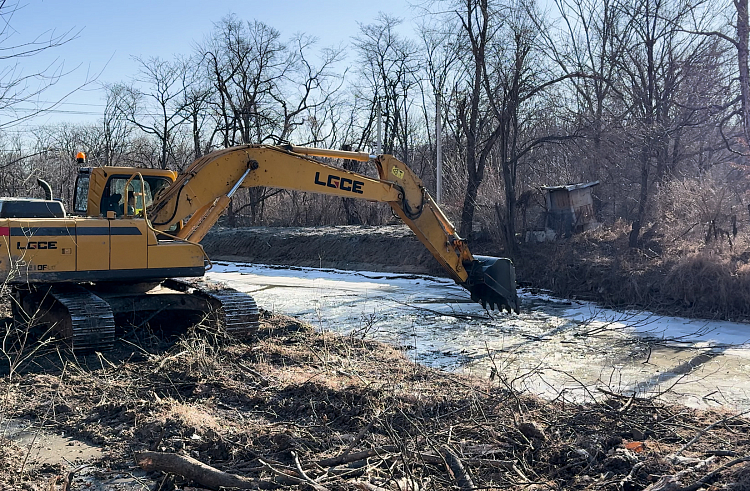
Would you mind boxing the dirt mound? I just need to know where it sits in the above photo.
[2,313,749,490]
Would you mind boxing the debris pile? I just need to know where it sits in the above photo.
[0,312,748,490]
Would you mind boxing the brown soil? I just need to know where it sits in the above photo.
[1,312,749,490]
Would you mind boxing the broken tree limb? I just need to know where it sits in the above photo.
[317,446,400,468]
[439,446,475,490]
[354,482,391,491]
[342,413,380,455]
[291,450,331,491]
[61,465,90,491]
[676,410,750,456]
[258,458,308,486]
[679,455,750,491]
[317,445,514,471]
[135,451,269,490]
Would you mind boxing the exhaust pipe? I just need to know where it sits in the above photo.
[464,255,519,313]
[37,178,53,200]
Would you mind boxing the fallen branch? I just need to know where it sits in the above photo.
[676,410,750,456]
[354,482,391,491]
[317,445,514,477]
[343,413,380,455]
[620,462,645,490]
[317,446,400,468]
[135,451,269,490]
[440,446,475,490]
[62,465,90,490]
[292,450,330,491]
[679,455,750,491]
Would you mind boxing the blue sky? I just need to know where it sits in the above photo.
[4,0,420,128]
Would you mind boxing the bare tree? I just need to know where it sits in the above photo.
[353,14,420,162]
[118,56,191,169]
[203,16,290,147]
[178,57,212,160]
[612,0,718,246]
[545,0,630,179]
[684,0,750,153]
[271,36,345,144]
[0,0,88,129]
[417,20,462,195]
[29,123,96,203]
[201,15,344,224]
[452,0,506,239]
[100,83,135,166]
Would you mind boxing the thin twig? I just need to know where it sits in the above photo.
[679,456,750,491]
[676,410,750,456]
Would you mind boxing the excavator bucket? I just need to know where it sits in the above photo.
[465,255,520,313]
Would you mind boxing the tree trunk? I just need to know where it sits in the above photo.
[341,152,363,225]
[161,122,169,169]
[503,185,517,256]
[738,0,750,143]
[135,451,262,490]
[227,199,236,227]
[629,144,651,247]
[193,112,202,159]
[460,171,480,238]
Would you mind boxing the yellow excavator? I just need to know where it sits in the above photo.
[0,145,518,351]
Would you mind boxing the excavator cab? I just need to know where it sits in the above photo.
[72,167,177,218]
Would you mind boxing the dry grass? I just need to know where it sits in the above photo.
[0,311,749,490]
[517,220,750,321]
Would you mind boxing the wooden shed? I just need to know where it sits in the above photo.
[541,181,600,236]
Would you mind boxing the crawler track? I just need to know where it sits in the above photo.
[11,279,258,352]
[48,285,116,352]
[162,279,260,338]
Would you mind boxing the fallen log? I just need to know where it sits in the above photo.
[135,451,270,490]
[318,446,513,471]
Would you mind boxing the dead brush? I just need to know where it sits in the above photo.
[662,253,750,319]
[168,322,229,376]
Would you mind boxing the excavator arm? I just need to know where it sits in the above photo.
[147,145,519,312]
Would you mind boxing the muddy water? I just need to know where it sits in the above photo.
[208,262,750,411]
[1,419,151,489]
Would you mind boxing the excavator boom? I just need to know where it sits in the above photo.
[148,145,519,312]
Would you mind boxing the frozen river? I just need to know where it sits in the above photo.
[207,261,750,411]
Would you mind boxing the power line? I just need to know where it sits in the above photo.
[2,99,108,107]
[6,108,101,115]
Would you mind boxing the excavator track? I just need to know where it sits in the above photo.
[12,285,116,352]
[49,286,116,352]
[162,279,260,338]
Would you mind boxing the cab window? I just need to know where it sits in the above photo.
[100,175,172,217]
[73,174,90,214]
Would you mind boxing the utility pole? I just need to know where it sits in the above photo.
[436,93,443,204]
[376,99,383,155]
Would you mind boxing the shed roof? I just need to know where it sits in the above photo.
[541,181,600,192]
